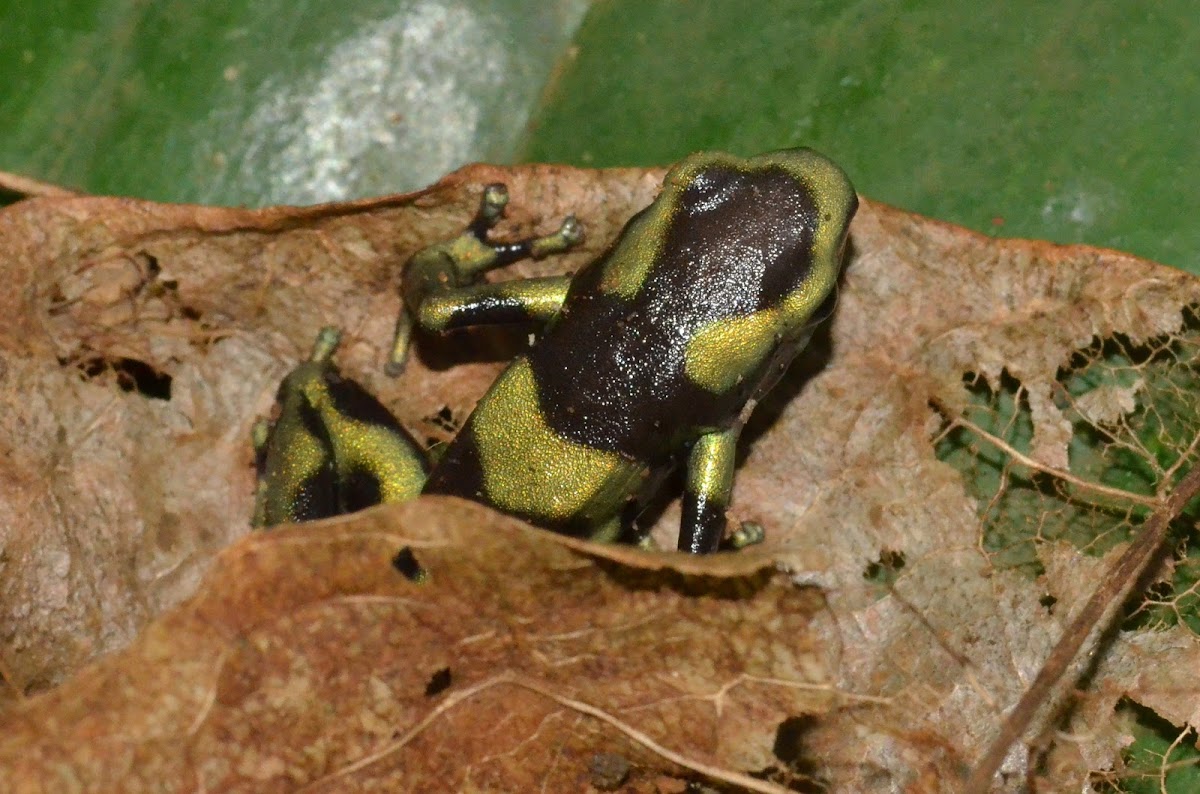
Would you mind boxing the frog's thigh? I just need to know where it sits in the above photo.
[305,377,428,510]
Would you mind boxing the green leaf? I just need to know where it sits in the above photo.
[1108,700,1200,793]
[8,2,1198,271]
[1,0,587,205]
[524,1,1200,271]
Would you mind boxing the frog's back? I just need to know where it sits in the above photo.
[425,148,856,536]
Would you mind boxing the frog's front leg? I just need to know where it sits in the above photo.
[680,425,765,554]
[387,183,583,375]
[414,276,573,337]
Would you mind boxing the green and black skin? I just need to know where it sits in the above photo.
[253,148,858,554]
[252,327,427,525]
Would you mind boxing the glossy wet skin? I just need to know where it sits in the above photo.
[254,148,857,553]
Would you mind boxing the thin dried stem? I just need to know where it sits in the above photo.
[964,457,1200,792]
[0,169,81,198]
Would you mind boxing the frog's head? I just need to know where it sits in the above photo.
[662,148,858,395]
[669,146,856,324]
[759,148,856,342]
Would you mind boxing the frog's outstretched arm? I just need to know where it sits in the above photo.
[679,426,741,553]
[387,184,583,375]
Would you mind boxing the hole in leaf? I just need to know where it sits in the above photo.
[935,325,1200,579]
[1095,698,1200,792]
[425,404,459,435]
[760,714,826,792]
[1123,526,1200,635]
[863,548,906,587]
[78,356,173,400]
[391,547,426,582]
[424,666,451,697]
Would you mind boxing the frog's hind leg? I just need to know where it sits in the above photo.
[254,326,428,526]
[305,368,429,512]
[252,329,345,527]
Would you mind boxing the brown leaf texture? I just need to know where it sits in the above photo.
[2,164,1200,791]
[1,500,844,792]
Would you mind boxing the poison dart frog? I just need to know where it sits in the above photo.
[253,148,857,554]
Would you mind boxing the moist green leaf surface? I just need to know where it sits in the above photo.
[5,2,1197,272]
[525,1,1200,270]
[1,0,587,205]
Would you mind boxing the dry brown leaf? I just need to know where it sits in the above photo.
[0,165,661,697]
[1,499,845,792]
[1,162,1199,791]
[0,170,81,199]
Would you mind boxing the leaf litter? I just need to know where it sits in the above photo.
[0,161,1198,791]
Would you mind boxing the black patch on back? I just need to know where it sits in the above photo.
[669,164,820,314]
[527,164,825,459]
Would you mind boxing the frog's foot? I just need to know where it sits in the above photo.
[310,326,342,362]
[530,215,584,258]
[635,533,661,551]
[467,183,510,238]
[465,182,583,262]
[466,184,584,258]
[384,311,414,377]
[726,520,765,550]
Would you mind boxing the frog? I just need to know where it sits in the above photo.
[253,147,858,554]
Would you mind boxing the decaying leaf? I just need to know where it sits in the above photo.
[1,162,1198,791]
[0,165,662,697]
[1,499,850,792]
[0,169,80,199]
